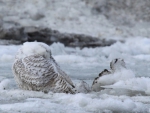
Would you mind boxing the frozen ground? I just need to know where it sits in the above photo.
[0,0,150,112]
[0,38,150,113]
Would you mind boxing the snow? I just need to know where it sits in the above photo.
[1,0,150,38]
[0,90,149,113]
[0,45,19,62]
[98,69,135,86]
[0,0,150,112]
[0,39,150,112]
[75,81,91,93]
[102,77,150,95]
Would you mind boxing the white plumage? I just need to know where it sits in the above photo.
[12,42,75,94]
[110,58,126,72]
[92,69,111,92]
[91,58,131,92]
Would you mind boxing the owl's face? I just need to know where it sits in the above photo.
[110,58,126,71]
[15,42,52,59]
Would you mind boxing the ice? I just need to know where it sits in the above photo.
[99,69,135,86]
[0,39,150,112]
[0,0,150,112]
[1,0,150,38]
[102,77,150,95]
[0,79,11,90]
[0,90,148,113]
[75,81,91,93]
[0,45,19,62]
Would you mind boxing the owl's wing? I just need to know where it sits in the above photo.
[56,67,75,88]
[51,56,75,88]
[12,59,25,87]
[14,55,59,87]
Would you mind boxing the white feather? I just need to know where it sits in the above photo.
[12,42,75,94]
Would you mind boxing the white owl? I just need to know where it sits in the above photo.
[92,69,111,92]
[92,58,126,92]
[12,42,75,94]
[110,58,126,72]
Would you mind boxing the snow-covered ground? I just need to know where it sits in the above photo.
[0,38,150,113]
[0,0,150,112]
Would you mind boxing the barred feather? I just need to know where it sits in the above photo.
[12,42,75,94]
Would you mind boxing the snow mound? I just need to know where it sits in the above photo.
[98,69,135,86]
[102,77,150,95]
[0,79,11,90]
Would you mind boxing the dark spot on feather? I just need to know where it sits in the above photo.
[115,59,118,63]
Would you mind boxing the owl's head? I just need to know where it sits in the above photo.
[110,58,126,71]
[15,42,52,59]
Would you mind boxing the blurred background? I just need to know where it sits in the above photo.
[0,0,150,47]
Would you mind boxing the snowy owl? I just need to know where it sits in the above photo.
[91,69,111,92]
[92,58,126,92]
[110,58,126,72]
[99,69,111,76]
[12,42,75,94]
